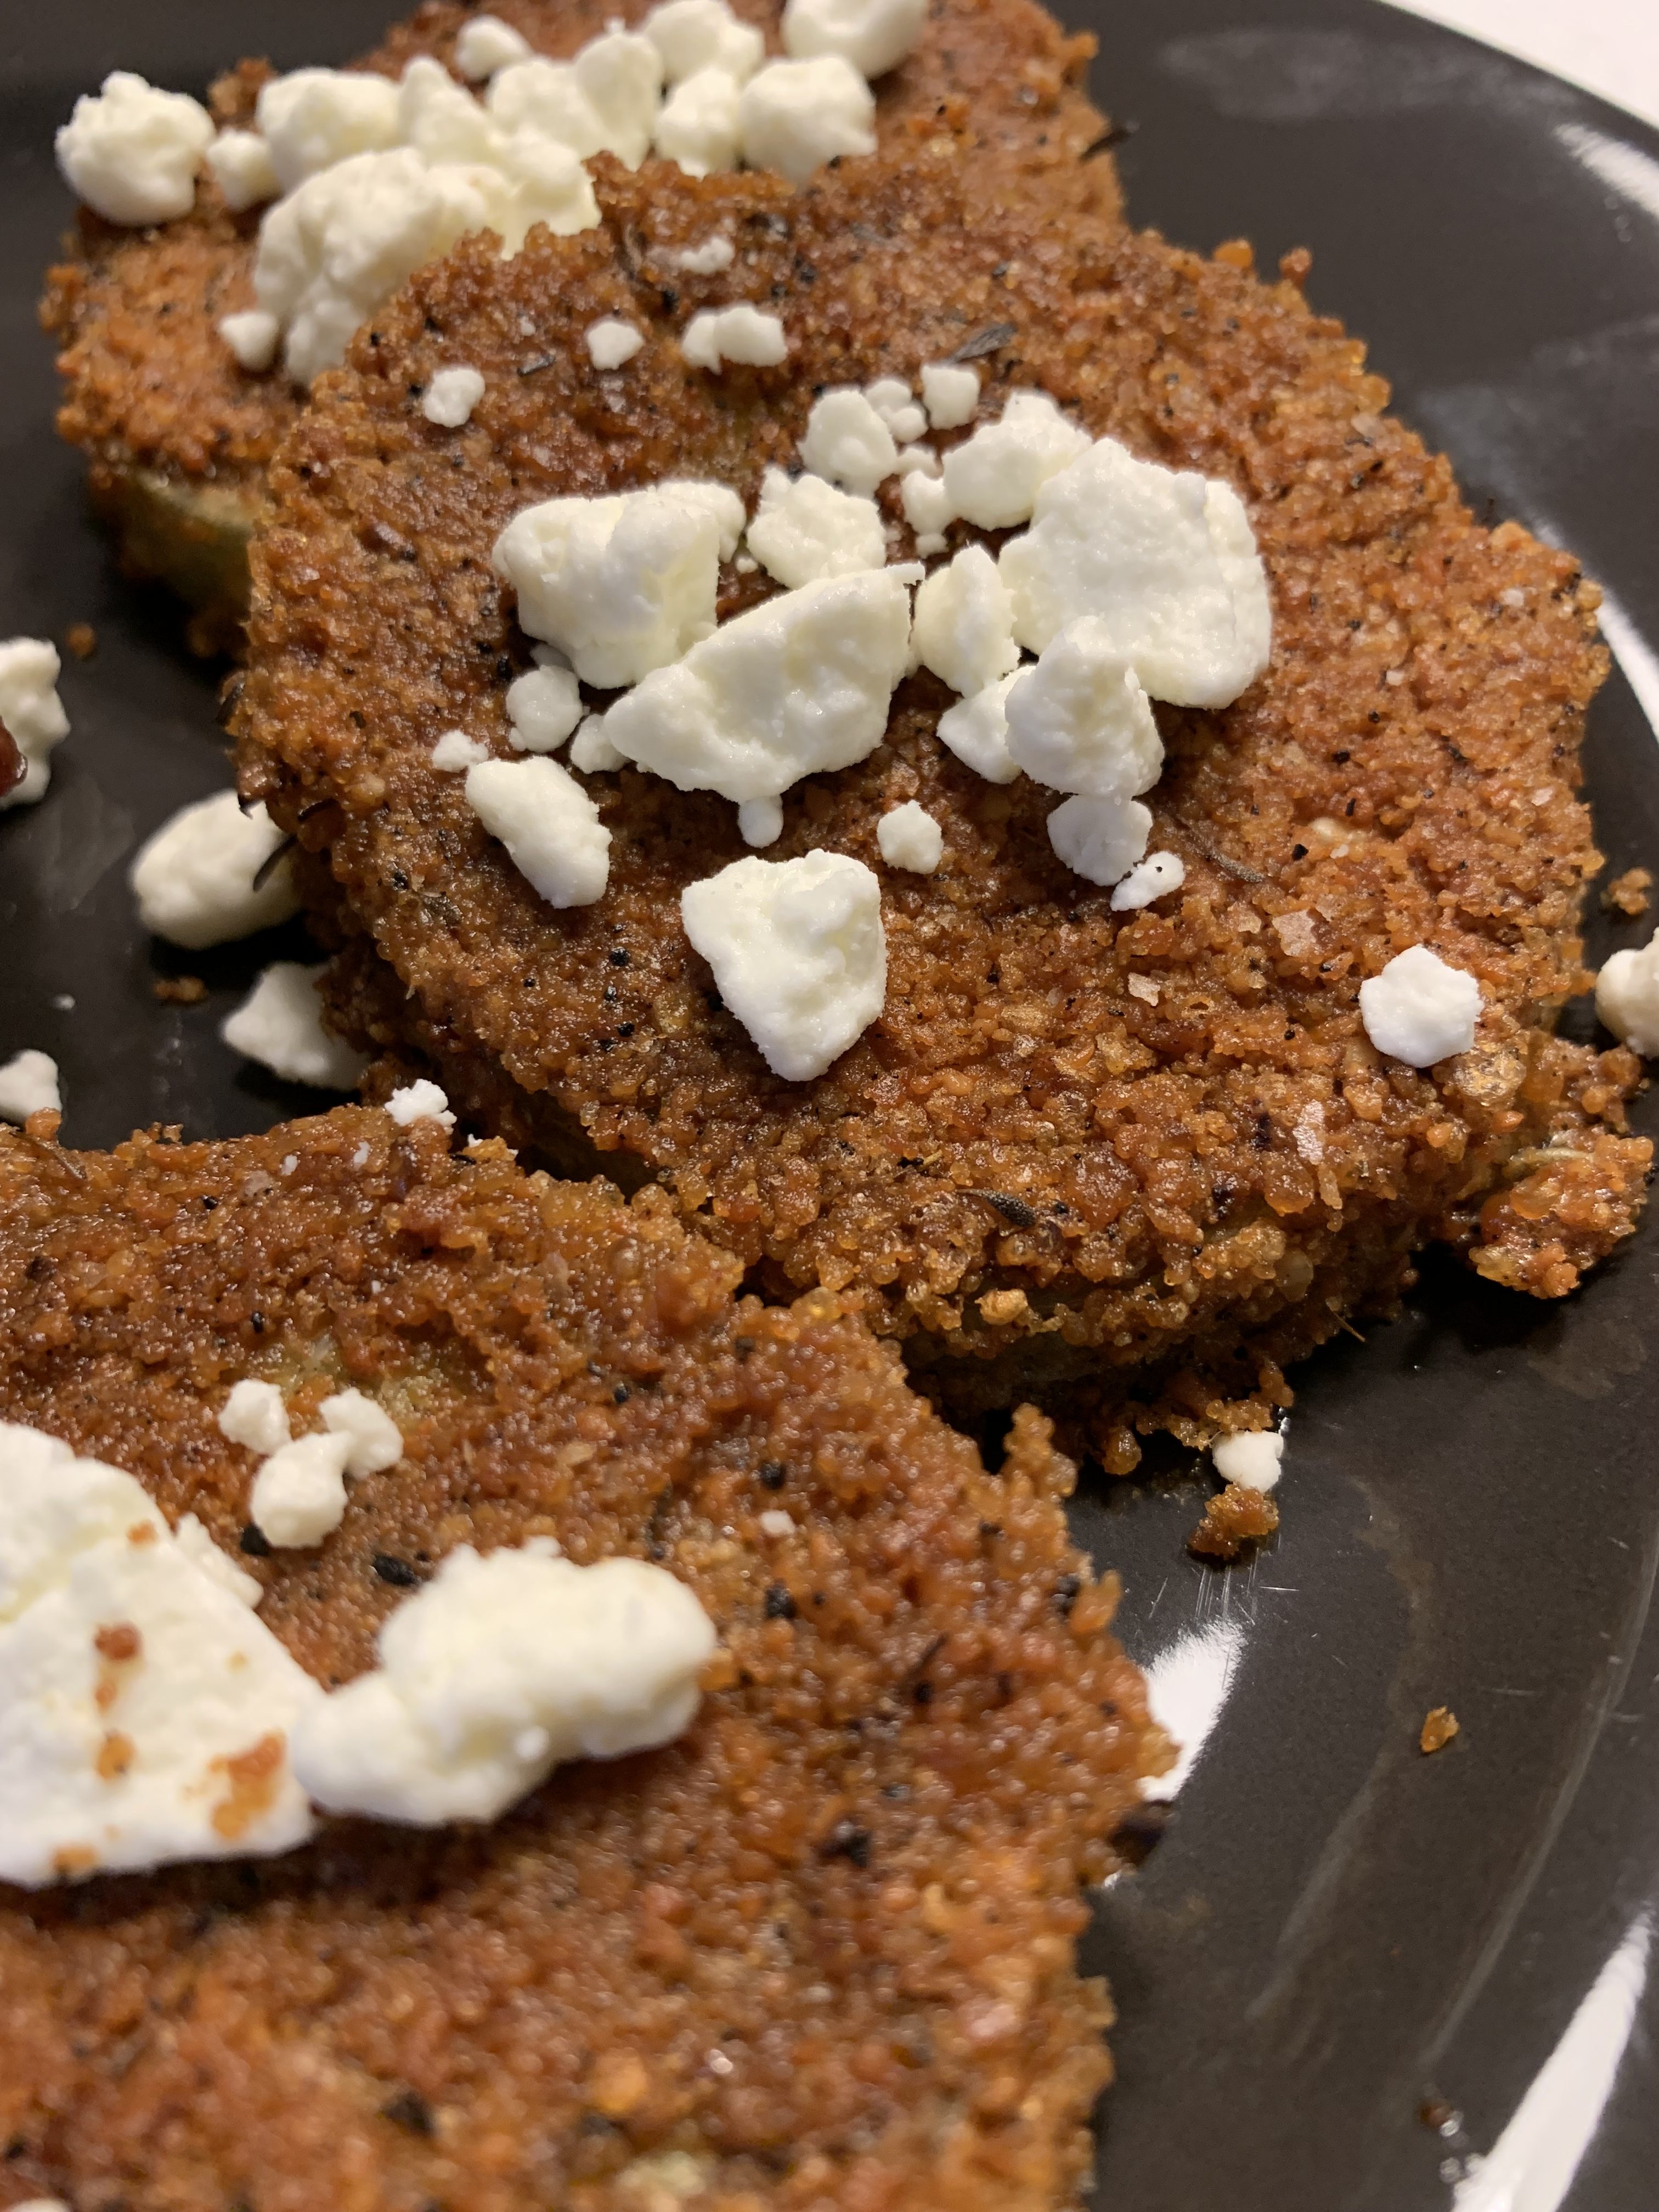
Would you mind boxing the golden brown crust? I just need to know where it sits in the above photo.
[0,1105,1166,2212]
[234,159,1649,1452]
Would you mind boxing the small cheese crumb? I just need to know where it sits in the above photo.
[744,467,886,588]
[218,1380,291,1458]
[1110,851,1186,911]
[1004,620,1163,797]
[289,1543,716,1824]
[738,796,784,847]
[738,57,875,183]
[205,128,280,210]
[669,230,735,273]
[454,14,534,80]
[682,303,789,371]
[221,964,369,1090]
[0,1052,62,1126]
[1212,1430,1283,1492]
[1595,928,1659,1056]
[506,661,583,752]
[218,309,281,371]
[131,789,300,949]
[781,0,927,78]
[1126,973,1160,1005]
[1359,945,1482,1066]
[899,468,953,546]
[877,801,943,874]
[385,1079,456,1130]
[569,715,627,774]
[942,390,1089,530]
[910,544,1019,699]
[644,0,766,84]
[422,364,486,426]
[431,729,489,771]
[465,757,611,907]
[799,388,898,497]
[758,1509,793,1538]
[250,1432,354,1549]
[863,375,927,445]
[936,674,1022,785]
[586,317,645,368]
[0,640,70,811]
[1047,794,1151,887]
[921,360,980,430]
[654,65,743,174]
[56,72,213,225]
[893,443,939,477]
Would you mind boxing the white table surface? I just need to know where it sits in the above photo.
[1383,0,1659,133]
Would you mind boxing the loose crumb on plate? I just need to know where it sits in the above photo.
[1419,1706,1460,1755]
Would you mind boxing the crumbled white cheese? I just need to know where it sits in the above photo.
[682,303,789,371]
[669,230,735,273]
[864,376,927,446]
[395,55,504,165]
[921,359,980,430]
[422,363,486,426]
[289,1541,716,1824]
[1596,928,1659,1056]
[256,69,402,193]
[899,467,953,549]
[601,569,913,805]
[206,128,280,211]
[744,467,886,588]
[0,639,70,811]
[0,1052,61,1126]
[645,0,766,83]
[564,27,668,166]
[1212,1430,1283,1493]
[466,757,611,907]
[386,1079,456,1130]
[0,1421,321,1887]
[1000,436,1272,709]
[492,479,743,687]
[936,673,1022,785]
[941,390,1090,531]
[454,14,534,80]
[1358,945,1482,1066]
[910,544,1019,699]
[1047,794,1151,887]
[218,1379,291,1458]
[506,661,583,752]
[569,715,627,774]
[799,388,898,498]
[781,0,927,78]
[893,443,939,477]
[737,795,784,847]
[877,801,943,874]
[586,316,645,369]
[55,72,214,227]
[431,729,489,771]
[218,308,280,370]
[681,849,887,1080]
[129,789,301,948]
[737,57,876,184]
[250,1432,354,1549]
[654,66,743,175]
[1003,620,1163,798]
[1110,851,1185,911]
[758,1508,794,1538]
[221,963,369,1090]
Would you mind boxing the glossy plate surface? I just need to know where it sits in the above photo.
[4,3,1658,2205]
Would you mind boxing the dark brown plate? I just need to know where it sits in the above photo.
[3,2,1658,2204]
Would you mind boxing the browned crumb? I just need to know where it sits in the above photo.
[1602,866,1653,917]
[0,1106,1168,2212]
[151,974,207,1004]
[1188,1481,1280,1560]
[63,621,97,661]
[1419,1706,1460,1754]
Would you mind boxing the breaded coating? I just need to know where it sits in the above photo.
[39,0,1115,648]
[0,1104,1165,2212]
[234,156,1650,1461]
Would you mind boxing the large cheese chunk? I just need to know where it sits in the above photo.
[1003,619,1164,798]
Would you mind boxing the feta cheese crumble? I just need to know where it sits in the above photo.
[941,390,1089,531]
[1596,929,1659,1056]
[863,375,927,446]
[492,480,743,688]
[799,388,898,497]
[55,72,214,227]
[654,66,744,175]
[899,467,953,551]
[129,789,301,948]
[737,58,876,183]
[1000,436,1272,709]
[0,639,70,811]
[454,14,535,80]
[569,715,627,774]
[601,569,914,806]
[289,1542,716,1825]
[645,0,766,85]
[386,1078,457,1130]
[0,1422,320,1887]
[910,544,1019,699]
[250,1432,354,1549]
[256,69,400,191]
[1212,1430,1283,1493]
[0,1052,62,1126]
[218,1379,291,1458]
[681,849,887,1080]
[1109,850,1186,911]
[422,363,486,426]
[1003,620,1164,798]
[586,316,645,368]
[920,359,980,430]
[877,801,943,874]
[1047,794,1151,887]
[488,30,665,168]
[744,467,887,588]
[465,757,611,907]
[506,660,583,752]
[782,0,928,78]
[936,674,1022,785]
[669,230,735,274]
[431,729,490,771]
[221,964,369,1090]
[738,795,785,847]
[681,303,789,371]
[320,1389,403,1476]
[1358,945,1482,1066]
[205,128,280,211]
[218,309,281,371]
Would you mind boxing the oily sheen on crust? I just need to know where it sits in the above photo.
[38,0,1116,648]
[0,1104,1164,2212]
[235,157,1651,1467]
